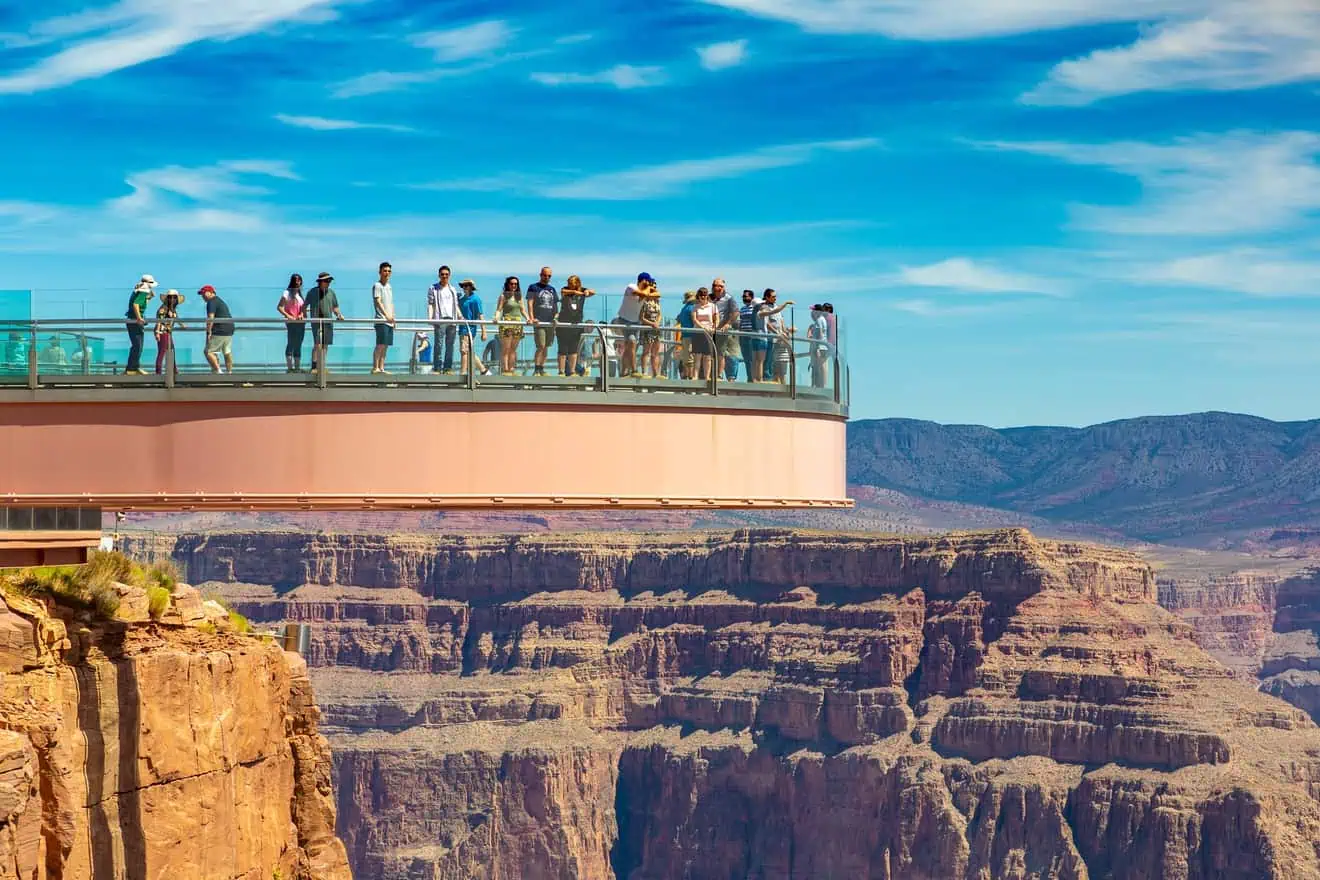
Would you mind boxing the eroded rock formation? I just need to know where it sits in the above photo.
[125,528,1320,879]
[0,583,351,880]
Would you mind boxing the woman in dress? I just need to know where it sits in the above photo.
[494,276,526,375]
[153,289,185,375]
[277,274,306,372]
[556,274,595,377]
[638,286,663,379]
[690,287,719,381]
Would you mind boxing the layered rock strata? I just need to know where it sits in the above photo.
[0,583,351,880]
[126,528,1320,879]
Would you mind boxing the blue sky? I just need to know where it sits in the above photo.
[1,0,1318,427]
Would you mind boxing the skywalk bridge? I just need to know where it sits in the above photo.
[0,316,850,561]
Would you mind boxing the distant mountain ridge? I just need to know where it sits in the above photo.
[847,412,1320,543]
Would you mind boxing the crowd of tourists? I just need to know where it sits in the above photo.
[105,266,838,386]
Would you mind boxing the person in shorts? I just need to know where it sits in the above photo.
[526,266,558,377]
[638,287,663,379]
[556,274,595,376]
[457,279,489,376]
[710,278,739,381]
[690,287,718,381]
[199,284,234,374]
[371,261,395,374]
[614,271,652,377]
[306,271,345,371]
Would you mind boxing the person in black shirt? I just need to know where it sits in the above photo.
[555,274,595,377]
[199,285,234,374]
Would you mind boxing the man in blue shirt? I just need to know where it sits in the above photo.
[457,279,489,376]
[526,266,558,377]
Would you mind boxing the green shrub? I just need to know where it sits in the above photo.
[146,586,171,620]
[197,621,217,635]
[146,560,179,594]
[83,551,134,589]
[88,582,120,619]
[227,609,252,634]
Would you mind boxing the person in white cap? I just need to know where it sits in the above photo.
[124,274,157,374]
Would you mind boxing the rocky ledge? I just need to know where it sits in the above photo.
[127,528,1320,879]
[0,576,351,880]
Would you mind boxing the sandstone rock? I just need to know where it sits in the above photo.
[131,528,1320,880]
[112,581,150,623]
[0,587,352,880]
[169,583,206,624]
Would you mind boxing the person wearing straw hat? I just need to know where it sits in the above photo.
[124,273,157,374]
[456,278,489,376]
[153,289,185,375]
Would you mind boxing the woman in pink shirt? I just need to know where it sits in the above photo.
[277,273,306,373]
[691,287,719,381]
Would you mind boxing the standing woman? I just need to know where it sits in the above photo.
[691,287,719,381]
[556,274,595,377]
[153,289,185,375]
[494,275,526,375]
[638,286,663,379]
[124,274,156,374]
[277,273,306,372]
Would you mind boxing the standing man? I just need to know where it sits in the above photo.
[372,262,396,375]
[759,288,794,383]
[710,278,740,381]
[199,284,234,374]
[307,271,345,372]
[457,278,489,376]
[427,265,460,375]
[526,266,558,377]
[615,272,651,378]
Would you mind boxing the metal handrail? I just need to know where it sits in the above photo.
[0,315,846,412]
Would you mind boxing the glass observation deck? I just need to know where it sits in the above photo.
[0,312,850,511]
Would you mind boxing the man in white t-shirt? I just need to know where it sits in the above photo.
[615,271,652,377]
[372,261,395,374]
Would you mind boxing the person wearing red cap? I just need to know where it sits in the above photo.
[199,285,234,374]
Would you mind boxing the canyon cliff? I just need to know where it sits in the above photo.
[123,528,1320,880]
[0,576,352,880]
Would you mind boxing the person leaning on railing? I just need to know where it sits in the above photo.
[556,274,595,377]
[306,271,345,372]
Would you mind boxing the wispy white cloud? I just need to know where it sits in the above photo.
[530,64,667,90]
[1025,1,1320,105]
[411,19,515,62]
[274,114,416,133]
[541,137,880,199]
[697,39,749,71]
[1137,249,1320,296]
[108,159,298,232]
[692,0,1193,41]
[0,202,62,225]
[983,131,1320,236]
[0,0,350,94]
[897,257,1062,294]
[890,298,1006,318]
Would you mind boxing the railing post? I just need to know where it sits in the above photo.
[316,323,328,389]
[706,329,718,396]
[833,348,841,405]
[27,324,38,390]
[466,321,477,391]
[789,331,797,399]
[80,334,90,375]
[165,344,176,390]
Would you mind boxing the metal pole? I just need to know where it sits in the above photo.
[165,343,176,390]
[789,329,797,399]
[597,324,609,393]
[27,323,37,390]
[317,321,328,389]
[705,328,718,396]
[466,321,477,391]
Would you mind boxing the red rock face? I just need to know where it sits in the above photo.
[124,528,1320,880]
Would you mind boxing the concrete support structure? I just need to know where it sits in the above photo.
[0,506,102,568]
